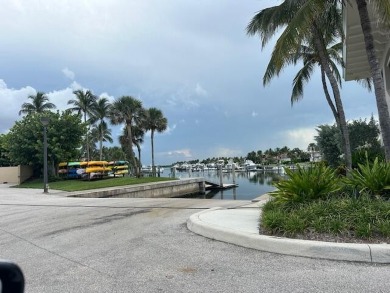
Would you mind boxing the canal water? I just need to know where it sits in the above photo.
[173,170,283,200]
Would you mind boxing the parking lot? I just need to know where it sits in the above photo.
[1,185,389,292]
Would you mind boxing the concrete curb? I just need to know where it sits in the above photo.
[187,208,390,264]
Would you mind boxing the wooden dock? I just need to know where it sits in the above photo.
[205,181,238,190]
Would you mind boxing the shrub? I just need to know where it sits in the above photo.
[344,157,390,199]
[260,196,390,240]
[269,164,341,204]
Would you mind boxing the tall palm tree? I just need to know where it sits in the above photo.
[120,125,145,175]
[259,0,390,161]
[67,90,97,161]
[19,92,56,116]
[109,96,145,177]
[90,97,112,160]
[247,1,353,169]
[145,108,168,176]
[352,0,390,160]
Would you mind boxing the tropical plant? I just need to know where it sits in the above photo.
[90,122,113,160]
[261,194,390,239]
[270,164,341,203]
[109,96,146,177]
[90,97,112,160]
[247,0,352,169]
[67,89,97,161]
[145,108,168,176]
[119,125,145,176]
[344,157,390,199]
[19,92,56,116]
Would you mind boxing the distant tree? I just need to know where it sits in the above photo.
[246,151,257,163]
[19,92,56,116]
[4,112,85,177]
[102,146,127,162]
[315,124,342,167]
[67,89,97,161]
[348,116,383,167]
[315,117,383,167]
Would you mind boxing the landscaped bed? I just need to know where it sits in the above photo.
[261,160,390,243]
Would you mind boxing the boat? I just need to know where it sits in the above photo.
[109,161,129,177]
[225,160,244,172]
[85,161,110,179]
[141,165,164,175]
[68,161,83,179]
[58,162,68,177]
[244,160,257,171]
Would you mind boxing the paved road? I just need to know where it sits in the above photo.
[0,185,389,293]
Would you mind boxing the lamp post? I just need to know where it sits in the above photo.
[41,117,49,193]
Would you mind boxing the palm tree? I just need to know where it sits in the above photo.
[352,0,390,160]
[90,97,112,160]
[145,108,168,176]
[120,125,145,175]
[67,90,97,161]
[247,1,353,169]
[109,96,145,177]
[90,122,113,160]
[19,92,56,116]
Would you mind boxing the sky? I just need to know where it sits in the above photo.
[0,0,379,165]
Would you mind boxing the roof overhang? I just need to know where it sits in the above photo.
[343,1,390,81]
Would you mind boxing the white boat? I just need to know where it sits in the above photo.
[225,161,243,172]
[244,160,257,171]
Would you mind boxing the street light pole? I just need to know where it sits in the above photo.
[41,117,50,193]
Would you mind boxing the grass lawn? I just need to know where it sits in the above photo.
[15,176,176,192]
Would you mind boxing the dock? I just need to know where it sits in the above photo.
[205,181,238,190]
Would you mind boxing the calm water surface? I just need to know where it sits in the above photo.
[173,170,283,200]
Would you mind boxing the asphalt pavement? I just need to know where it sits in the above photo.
[0,184,389,293]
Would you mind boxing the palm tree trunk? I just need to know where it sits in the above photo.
[84,112,90,161]
[312,25,352,170]
[355,0,390,161]
[151,130,155,177]
[99,138,103,161]
[126,123,138,177]
[320,67,340,125]
[136,143,142,176]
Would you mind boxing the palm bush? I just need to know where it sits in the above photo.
[270,164,341,204]
[344,157,390,199]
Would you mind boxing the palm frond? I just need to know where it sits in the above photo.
[291,61,315,104]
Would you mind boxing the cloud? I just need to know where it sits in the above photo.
[282,127,317,150]
[195,83,208,96]
[214,147,243,158]
[251,111,258,117]
[164,149,193,159]
[62,67,75,80]
[0,79,36,132]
